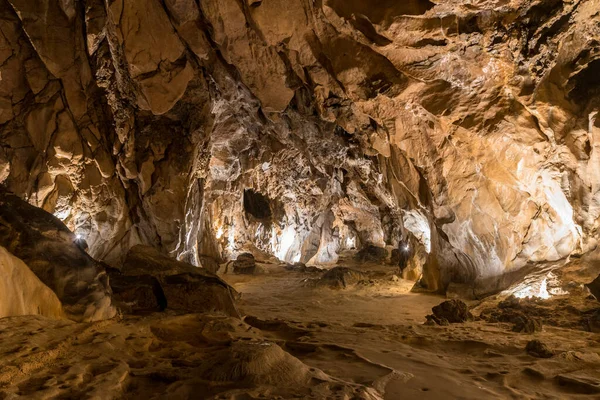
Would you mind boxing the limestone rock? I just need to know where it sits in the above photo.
[119,245,240,316]
[586,274,600,301]
[428,300,472,324]
[0,191,116,322]
[355,245,388,263]
[0,0,599,298]
[0,246,64,319]
[526,340,554,359]
[232,253,257,275]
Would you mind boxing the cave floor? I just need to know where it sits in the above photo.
[223,259,600,399]
[1,261,600,399]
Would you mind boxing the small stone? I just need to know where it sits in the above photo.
[526,340,554,358]
[431,299,472,324]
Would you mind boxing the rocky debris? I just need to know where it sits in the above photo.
[111,245,239,317]
[0,191,116,322]
[232,253,257,275]
[318,267,369,289]
[355,245,388,263]
[511,315,543,334]
[480,296,544,333]
[586,275,600,301]
[526,340,554,359]
[426,300,472,326]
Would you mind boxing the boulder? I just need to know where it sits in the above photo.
[0,191,116,321]
[427,299,472,324]
[112,245,239,317]
[232,252,256,275]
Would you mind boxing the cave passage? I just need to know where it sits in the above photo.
[243,189,273,221]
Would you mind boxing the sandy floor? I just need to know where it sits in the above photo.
[1,259,599,399]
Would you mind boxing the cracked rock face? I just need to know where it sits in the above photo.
[1,0,599,292]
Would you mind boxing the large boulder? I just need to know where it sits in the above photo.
[110,245,240,317]
[0,191,116,321]
[0,246,64,319]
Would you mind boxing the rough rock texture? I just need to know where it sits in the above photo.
[0,191,115,321]
[427,299,472,324]
[232,252,257,275]
[118,245,240,316]
[0,246,64,319]
[586,274,600,300]
[318,266,369,289]
[1,0,600,293]
[526,339,554,358]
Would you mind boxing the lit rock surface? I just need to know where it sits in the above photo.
[0,191,116,321]
[0,246,64,319]
[0,0,599,293]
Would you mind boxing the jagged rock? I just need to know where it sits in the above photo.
[355,245,388,263]
[116,245,240,317]
[586,275,600,301]
[526,340,554,359]
[318,267,368,289]
[0,0,599,297]
[233,253,257,275]
[512,315,543,334]
[428,300,472,324]
[481,297,544,333]
[585,309,600,333]
[0,191,116,321]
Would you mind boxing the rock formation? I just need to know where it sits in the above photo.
[0,191,116,321]
[0,0,599,295]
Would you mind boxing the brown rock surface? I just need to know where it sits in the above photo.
[0,0,599,295]
[119,245,240,316]
[0,191,116,321]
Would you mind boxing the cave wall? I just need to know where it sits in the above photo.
[0,0,599,291]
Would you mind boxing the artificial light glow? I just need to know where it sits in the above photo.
[227,225,236,252]
[216,226,224,239]
[402,244,410,252]
[76,234,82,240]
[345,236,356,249]
[514,278,551,299]
[273,225,296,261]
